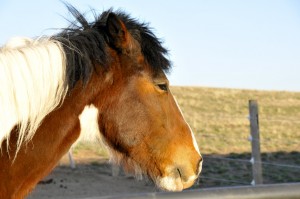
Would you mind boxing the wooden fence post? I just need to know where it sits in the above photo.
[249,100,263,185]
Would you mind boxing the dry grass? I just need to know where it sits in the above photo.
[171,86,300,154]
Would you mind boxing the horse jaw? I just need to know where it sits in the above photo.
[78,104,201,192]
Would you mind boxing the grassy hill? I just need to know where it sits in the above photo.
[171,86,300,187]
[72,86,300,187]
[171,86,300,154]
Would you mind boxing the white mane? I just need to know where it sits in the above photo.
[0,37,68,152]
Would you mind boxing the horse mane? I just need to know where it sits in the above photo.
[0,37,68,152]
[54,5,171,89]
[0,5,171,154]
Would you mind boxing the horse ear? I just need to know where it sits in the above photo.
[106,13,128,51]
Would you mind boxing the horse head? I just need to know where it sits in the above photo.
[88,12,203,191]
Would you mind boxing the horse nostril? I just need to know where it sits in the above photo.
[177,168,182,178]
[173,166,198,189]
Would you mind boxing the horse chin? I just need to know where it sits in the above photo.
[155,176,184,192]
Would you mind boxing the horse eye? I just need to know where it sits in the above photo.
[157,84,168,92]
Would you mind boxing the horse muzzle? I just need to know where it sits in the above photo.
[155,156,203,191]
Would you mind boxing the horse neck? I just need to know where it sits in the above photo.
[0,69,106,198]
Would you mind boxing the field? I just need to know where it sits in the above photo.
[172,87,300,153]
[172,87,300,186]
[29,86,300,198]
[172,86,300,186]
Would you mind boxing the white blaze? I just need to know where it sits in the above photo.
[171,93,201,155]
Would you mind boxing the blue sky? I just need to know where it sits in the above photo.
[1,0,299,91]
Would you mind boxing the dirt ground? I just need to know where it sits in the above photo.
[27,157,158,199]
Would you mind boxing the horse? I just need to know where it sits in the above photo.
[0,5,202,198]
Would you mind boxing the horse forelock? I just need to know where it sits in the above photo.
[0,37,68,153]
